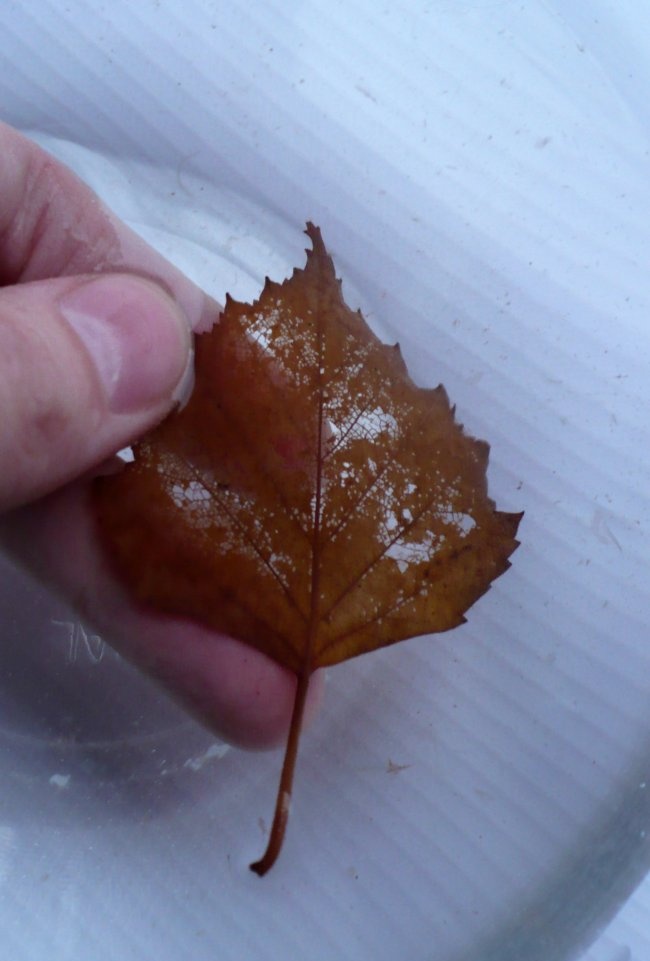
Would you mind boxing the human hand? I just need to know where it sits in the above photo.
[0,122,318,748]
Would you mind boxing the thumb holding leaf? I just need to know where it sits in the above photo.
[0,272,193,513]
[0,120,306,751]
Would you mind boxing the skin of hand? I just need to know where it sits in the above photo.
[0,121,321,749]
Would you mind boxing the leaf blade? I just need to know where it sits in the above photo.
[93,222,522,872]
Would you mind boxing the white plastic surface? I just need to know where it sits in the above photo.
[1,2,650,960]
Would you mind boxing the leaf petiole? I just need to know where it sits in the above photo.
[250,665,312,876]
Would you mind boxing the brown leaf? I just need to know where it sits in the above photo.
[93,223,521,874]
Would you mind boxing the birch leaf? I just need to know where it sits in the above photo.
[94,224,521,874]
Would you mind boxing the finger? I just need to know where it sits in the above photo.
[0,123,328,747]
[0,121,218,332]
[0,273,192,511]
[0,484,324,750]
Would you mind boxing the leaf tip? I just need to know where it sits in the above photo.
[303,221,338,283]
[304,220,323,247]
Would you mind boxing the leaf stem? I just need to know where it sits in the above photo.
[249,665,312,876]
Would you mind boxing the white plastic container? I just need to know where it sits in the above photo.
[1,3,650,959]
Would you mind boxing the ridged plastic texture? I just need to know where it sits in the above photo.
[1,2,649,960]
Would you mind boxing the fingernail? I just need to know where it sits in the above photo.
[59,275,193,414]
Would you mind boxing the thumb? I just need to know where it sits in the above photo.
[0,273,193,511]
